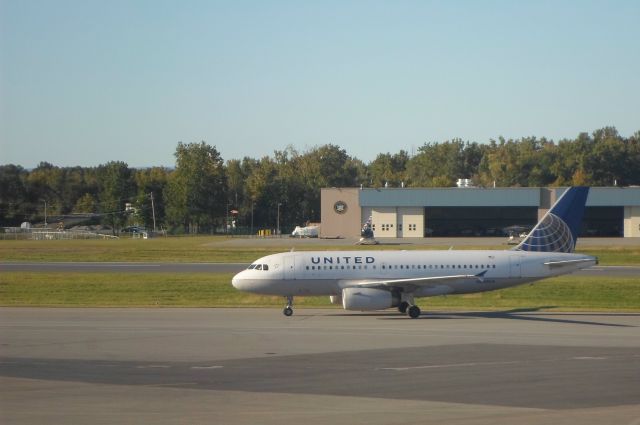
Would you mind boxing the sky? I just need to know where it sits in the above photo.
[1,0,639,168]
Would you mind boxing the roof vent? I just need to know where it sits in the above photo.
[456,178,475,188]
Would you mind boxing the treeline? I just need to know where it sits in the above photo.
[1,127,639,234]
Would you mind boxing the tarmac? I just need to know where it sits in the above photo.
[214,236,640,247]
[1,307,639,425]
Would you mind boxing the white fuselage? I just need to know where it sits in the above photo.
[231,250,596,298]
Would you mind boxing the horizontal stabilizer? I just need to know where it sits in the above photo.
[543,258,597,269]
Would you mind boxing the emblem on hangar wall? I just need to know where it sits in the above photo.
[334,201,348,214]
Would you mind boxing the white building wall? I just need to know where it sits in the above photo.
[624,206,640,237]
[398,207,424,238]
[371,208,397,237]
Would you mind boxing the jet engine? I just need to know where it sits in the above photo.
[342,287,400,311]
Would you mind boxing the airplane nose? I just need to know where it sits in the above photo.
[232,273,243,290]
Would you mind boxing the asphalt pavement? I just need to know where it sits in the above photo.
[1,308,639,425]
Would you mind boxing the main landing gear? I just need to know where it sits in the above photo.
[398,298,421,319]
[407,305,421,319]
[283,296,294,317]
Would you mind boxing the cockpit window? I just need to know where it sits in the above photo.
[255,264,263,270]
[248,264,256,269]
[263,264,269,271]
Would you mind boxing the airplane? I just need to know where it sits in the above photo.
[232,187,597,318]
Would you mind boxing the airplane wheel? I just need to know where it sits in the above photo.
[398,301,409,314]
[283,307,293,317]
[408,305,421,319]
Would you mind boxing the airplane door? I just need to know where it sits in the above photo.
[509,255,522,278]
[284,256,295,280]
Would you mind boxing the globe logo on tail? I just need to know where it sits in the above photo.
[516,213,575,253]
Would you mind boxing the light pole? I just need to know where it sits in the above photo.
[277,202,282,237]
[43,200,47,228]
[149,192,157,233]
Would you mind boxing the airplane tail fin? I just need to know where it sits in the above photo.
[513,187,589,253]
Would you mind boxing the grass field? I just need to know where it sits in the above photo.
[1,237,639,265]
[1,272,639,311]
[0,237,263,263]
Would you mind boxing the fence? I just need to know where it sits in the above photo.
[1,228,119,240]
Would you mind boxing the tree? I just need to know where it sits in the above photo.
[406,140,469,187]
[475,138,556,187]
[244,156,279,231]
[73,193,97,213]
[586,127,626,186]
[368,151,409,187]
[165,142,227,233]
[550,133,591,186]
[25,162,64,218]
[0,164,28,225]
[96,161,136,234]
[134,167,169,231]
[626,131,640,184]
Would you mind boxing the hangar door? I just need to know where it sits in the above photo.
[582,207,623,236]
[425,207,538,237]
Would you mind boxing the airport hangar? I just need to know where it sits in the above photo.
[320,186,640,239]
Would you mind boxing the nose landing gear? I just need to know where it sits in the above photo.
[283,296,294,316]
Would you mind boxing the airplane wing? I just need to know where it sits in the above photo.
[543,258,596,269]
[346,271,487,293]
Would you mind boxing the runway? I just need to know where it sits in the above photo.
[0,261,246,274]
[1,308,639,425]
[3,262,640,277]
